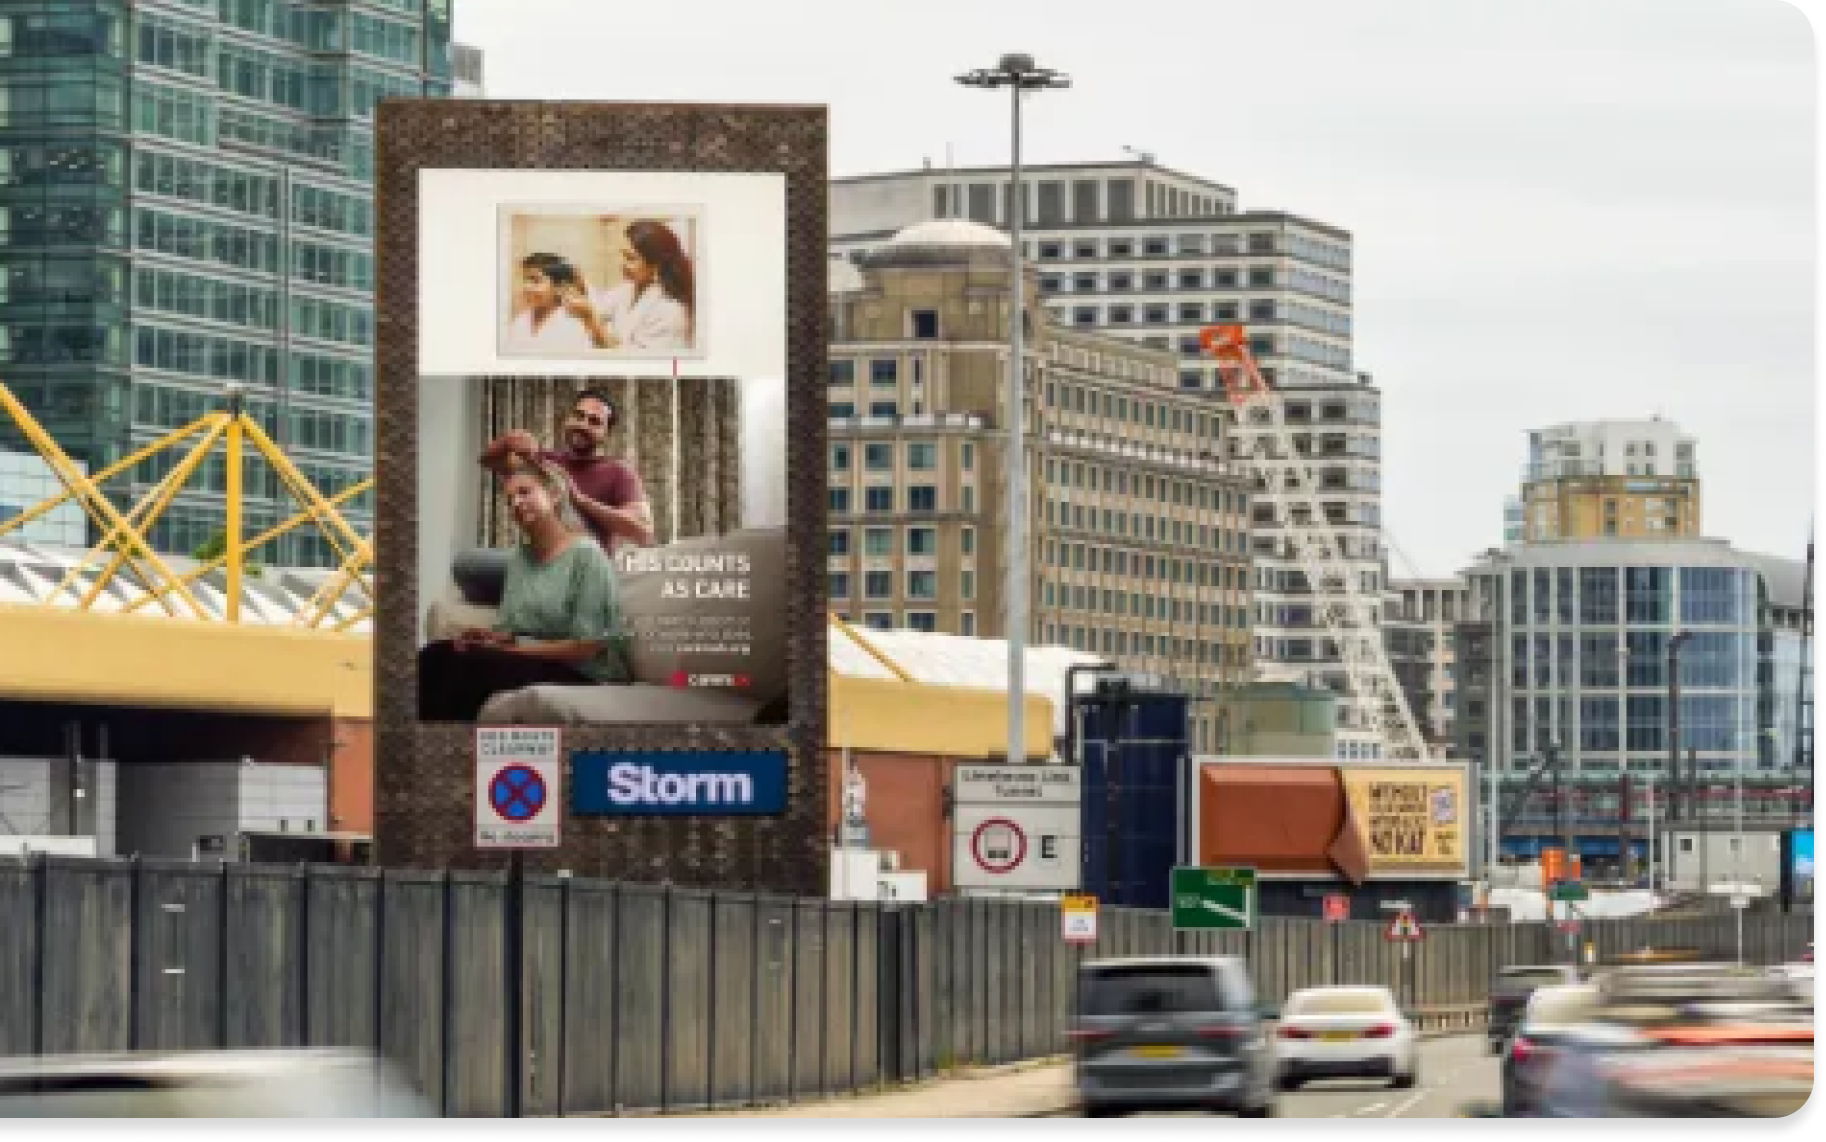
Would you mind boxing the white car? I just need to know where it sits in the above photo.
[1273,986,1419,1091]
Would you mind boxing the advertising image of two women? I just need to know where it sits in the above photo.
[500,208,700,359]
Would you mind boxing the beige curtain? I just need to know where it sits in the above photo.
[474,377,743,549]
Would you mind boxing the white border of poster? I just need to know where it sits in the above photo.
[417,169,786,379]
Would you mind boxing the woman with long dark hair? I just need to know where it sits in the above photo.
[598,217,695,352]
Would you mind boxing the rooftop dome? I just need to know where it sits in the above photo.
[862,217,1014,271]
[827,256,867,293]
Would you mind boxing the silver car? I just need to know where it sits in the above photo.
[1070,955,1277,1117]
[0,1050,434,1117]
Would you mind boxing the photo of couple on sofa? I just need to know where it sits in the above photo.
[417,385,786,726]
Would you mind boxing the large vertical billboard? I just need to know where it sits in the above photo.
[374,102,827,892]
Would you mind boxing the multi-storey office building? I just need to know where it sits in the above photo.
[1383,576,1468,751]
[831,159,1392,759]
[0,1,457,565]
[827,218,1255,754]
[1455,539,1811,863]
[1514,418,1700,542]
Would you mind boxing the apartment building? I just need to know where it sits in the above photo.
[1383,577,1468,751]
[827,218,1254,753]
[0,2,461,564]
[831,159,1392,759]
[1454,540,1810,863]
[1515,419,1700,543]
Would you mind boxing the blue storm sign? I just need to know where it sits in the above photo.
[570,750,789,816]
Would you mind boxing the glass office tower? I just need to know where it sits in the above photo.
[0,1,453,565]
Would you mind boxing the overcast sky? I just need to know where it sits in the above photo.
[454,0,1817,578]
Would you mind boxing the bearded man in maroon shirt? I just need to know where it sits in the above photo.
[479,388,655,553]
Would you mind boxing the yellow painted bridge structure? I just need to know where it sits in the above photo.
[1,381,1076,759]
[0,382,373,720]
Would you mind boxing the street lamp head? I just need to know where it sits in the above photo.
[955,55,1071,90]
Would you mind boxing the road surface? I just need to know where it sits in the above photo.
[1040,1034,1498,1119]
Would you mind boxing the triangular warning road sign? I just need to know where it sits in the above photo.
[1384,911,1424,941]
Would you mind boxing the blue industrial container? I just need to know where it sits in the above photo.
[1076,683,1189,910]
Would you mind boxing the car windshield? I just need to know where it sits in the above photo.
[1081,964,1222,1015]
[1287,990,1390,1016]
[1499,968,1570,988]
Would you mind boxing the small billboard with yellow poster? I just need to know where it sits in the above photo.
[1338,765,1470,879]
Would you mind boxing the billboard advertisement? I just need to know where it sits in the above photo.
[374,101,827,891]
[1192,760,1472,883]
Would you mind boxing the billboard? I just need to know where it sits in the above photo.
[1192,760,1472,883]
[374,101,827,891]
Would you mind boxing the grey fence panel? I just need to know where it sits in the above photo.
[304,867,380,1051]
[822,903,857,1093]
[558,878,618,1116]
[222,864,304,1049]
[0,861,39,1055]
[612,885,666,1112]
[519,877,566,1118]
[1022,904,1048,1058]
[701,891,752,1103]
[664,889,714,1112]
[444,873,507,1119]
[851,905,881,1090]
[710,893,758,1108]
[41,858,132,1055]
[967,898,990,1063]
[790,899,825,1098]
[378,872,451,1115]
[938,899,965,1068]
[751,895,795,1104]
[994,905,1020,1063]
[915,904,939,1075]
[133,861,225,1052]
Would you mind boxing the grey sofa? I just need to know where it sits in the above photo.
[424,526,788,725]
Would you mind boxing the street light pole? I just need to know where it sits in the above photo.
[956,54,1070,774]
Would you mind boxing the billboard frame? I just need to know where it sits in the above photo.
[373,101,828,893]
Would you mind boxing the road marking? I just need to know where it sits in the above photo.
[1386,1090,1428,1117]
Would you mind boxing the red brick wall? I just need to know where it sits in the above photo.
[827,748,959,894]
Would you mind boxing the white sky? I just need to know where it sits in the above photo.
[453,0,1819,579]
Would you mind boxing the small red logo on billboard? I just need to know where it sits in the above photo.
[678,673,750,688]
[669,671,690,689]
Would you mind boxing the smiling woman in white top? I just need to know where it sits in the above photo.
[591,218,696,353]
[503,251,614,354]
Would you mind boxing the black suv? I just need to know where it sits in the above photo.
[1070,955,1277,1117]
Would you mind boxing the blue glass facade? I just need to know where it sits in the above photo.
[1,0,452,565]
[1478,553,1772,781]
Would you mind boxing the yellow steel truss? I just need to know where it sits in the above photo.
[0,380,373,628]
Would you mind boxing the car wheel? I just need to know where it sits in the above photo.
[1238,1099,1276,1118]
[1275,1075,1302,1093]
[1392,1066,1417,1090]
[1081,1104,1121,1118]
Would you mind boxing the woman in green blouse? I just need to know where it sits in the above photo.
[418,456,632,722]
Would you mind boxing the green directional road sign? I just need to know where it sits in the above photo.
[1171,866,1257,931]
[1549,882,1590,902]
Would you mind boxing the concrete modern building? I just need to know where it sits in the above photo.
[1384,577,1468,751]
[827,218,1255,753]
[0,2,459,565]
[1515,419,1701,542]
[1454,538,1811,866]
[831,158,1391,759]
